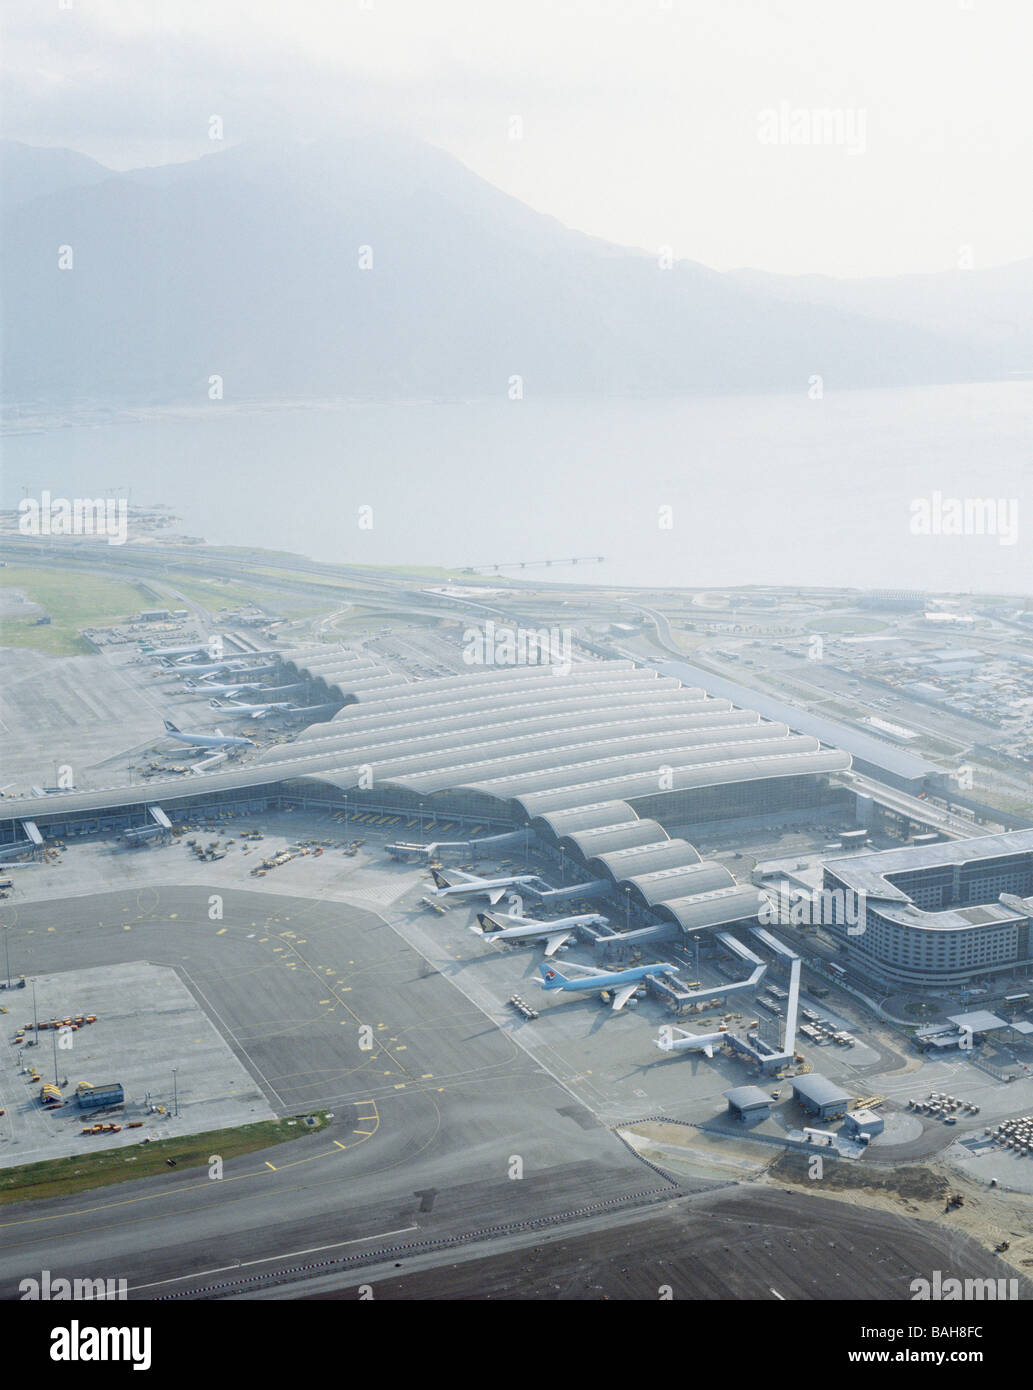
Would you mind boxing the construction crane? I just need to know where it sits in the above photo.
[460,556,605,575]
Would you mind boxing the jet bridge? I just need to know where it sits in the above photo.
[17,821,44,860]
[524,880,612,905]
[716,932,764,966]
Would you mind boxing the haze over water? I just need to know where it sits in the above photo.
[4,380,1030,594]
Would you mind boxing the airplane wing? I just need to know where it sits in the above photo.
[486,886,508,905]
[610,983,639,1011]
[703,1044,716,1058]
[542,930,573,957]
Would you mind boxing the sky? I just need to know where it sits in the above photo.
[3,0,1031,277]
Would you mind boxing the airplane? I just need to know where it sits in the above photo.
[140,643,216,659]
[208,697,293,719]
[473,910,608,957]
[161,719,256,749]
[162,659,249,675]
[655,1025,729,1058]
[536,960,681,1011]
[429,866,544,906]
[183,678,266,695]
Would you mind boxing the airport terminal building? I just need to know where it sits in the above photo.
[0,660,848,938]
[822,830,1033,988]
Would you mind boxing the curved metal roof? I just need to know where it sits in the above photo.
[624,860,736,906]
[383,728,798,796]
[463,735,819,801]
[558,819,667,860]
[532,802,638,838]
[588,839,703,882]
[288,695,738,755]
[511,747,852,817]
[653,885,766,931]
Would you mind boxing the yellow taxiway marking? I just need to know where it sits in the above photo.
[420,1074,434,1079]
[265,1161,277,1171]
[216,928,227,936]
[333,1140,348,1150]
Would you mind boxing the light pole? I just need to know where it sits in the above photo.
[3,924,10,990]
[52,1027,59,1086]
[32,978,38,1044]
[624,887,631,933]
[694,935,701,979]
[419,802,424,838]
[172,1068,178,1118]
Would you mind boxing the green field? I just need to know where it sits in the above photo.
[160,572,326,619]
[0,1111,330,1205]
[0,565,153,656]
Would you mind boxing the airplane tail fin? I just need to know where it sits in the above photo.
[475,912,499,934]
[209,699,222,709]
[163,720,180,733]
[537,963,567,989]
[184,679,197,691]
[430,868,449,890]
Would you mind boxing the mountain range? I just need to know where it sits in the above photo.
[2,134,1029,409]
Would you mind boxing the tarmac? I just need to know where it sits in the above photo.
[2,811,1033,1298]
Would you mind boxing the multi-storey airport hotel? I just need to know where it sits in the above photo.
[823,831,1033,988]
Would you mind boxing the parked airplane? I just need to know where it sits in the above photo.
[429,867,545,905]
[162,719,255,749]
[655,1025,728,1058]
[184,678,266,695]
[537,960,681,1011]
[473,910,608,957]
[141,643,215,659]
[161,659,247,676]
[208,697,292,719]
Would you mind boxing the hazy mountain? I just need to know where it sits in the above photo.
[0,141,114,210]
[0,134,1022,409]
[730,260,1033,364]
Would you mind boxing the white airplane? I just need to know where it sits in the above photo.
[141,643,216,659]
[655,1025,728,1058]
[429,866,544,906]
[473,910,608,957]
[162,659,250,675]
[184,678,266,695]
[208,697,292,719]
[162,719,255,750]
